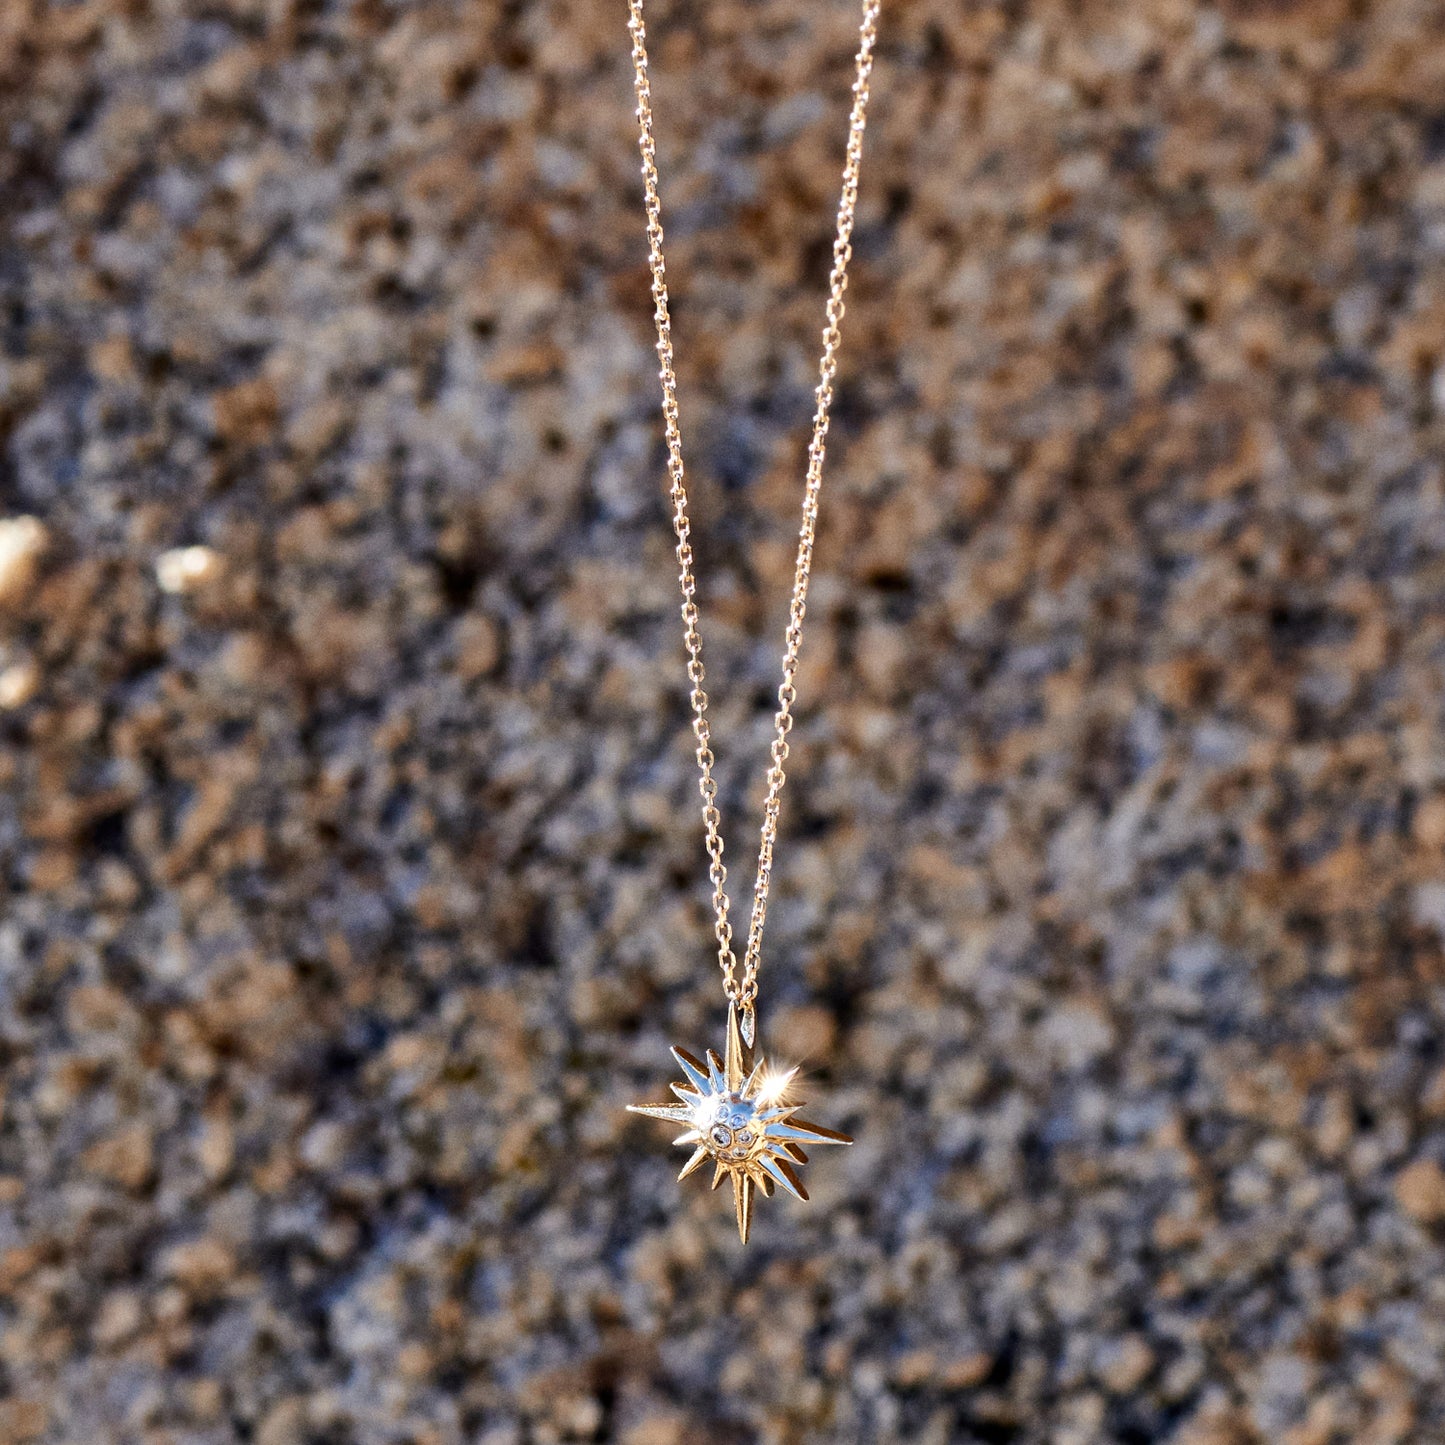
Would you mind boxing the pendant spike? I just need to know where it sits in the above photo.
[670,1047,711,1095]
[759,1103,806,1121]
[678,1145,709,1181]
[733,1171,754,1243]
[626,1102,693,1123]
[766,1117,853,1146]
[760,1153,809,1201]
[711,1161,727,1191]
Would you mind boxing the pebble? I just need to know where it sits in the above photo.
[1396,1159,1445,1225]
[0,517,47,605]
[155,544,220,594]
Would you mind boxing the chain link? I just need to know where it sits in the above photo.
[626,0,882,1020]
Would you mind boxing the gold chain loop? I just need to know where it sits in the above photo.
[626,0,882,1019]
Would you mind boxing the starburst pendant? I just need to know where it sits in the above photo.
[627,1003,852,1242]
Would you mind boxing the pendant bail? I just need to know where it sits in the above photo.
[739,1002,755,1048]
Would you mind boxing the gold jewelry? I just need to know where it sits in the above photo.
[624,0,883,1241]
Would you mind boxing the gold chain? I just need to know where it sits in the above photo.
[626,0,882,1026]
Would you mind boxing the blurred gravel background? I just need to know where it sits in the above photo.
[5,0,1445,1441]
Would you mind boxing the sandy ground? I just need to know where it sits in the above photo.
[4,0,1445,1441]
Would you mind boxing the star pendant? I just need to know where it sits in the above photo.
[627,1003,852,1242]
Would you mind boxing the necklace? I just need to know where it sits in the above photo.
[624,0,883,1243]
